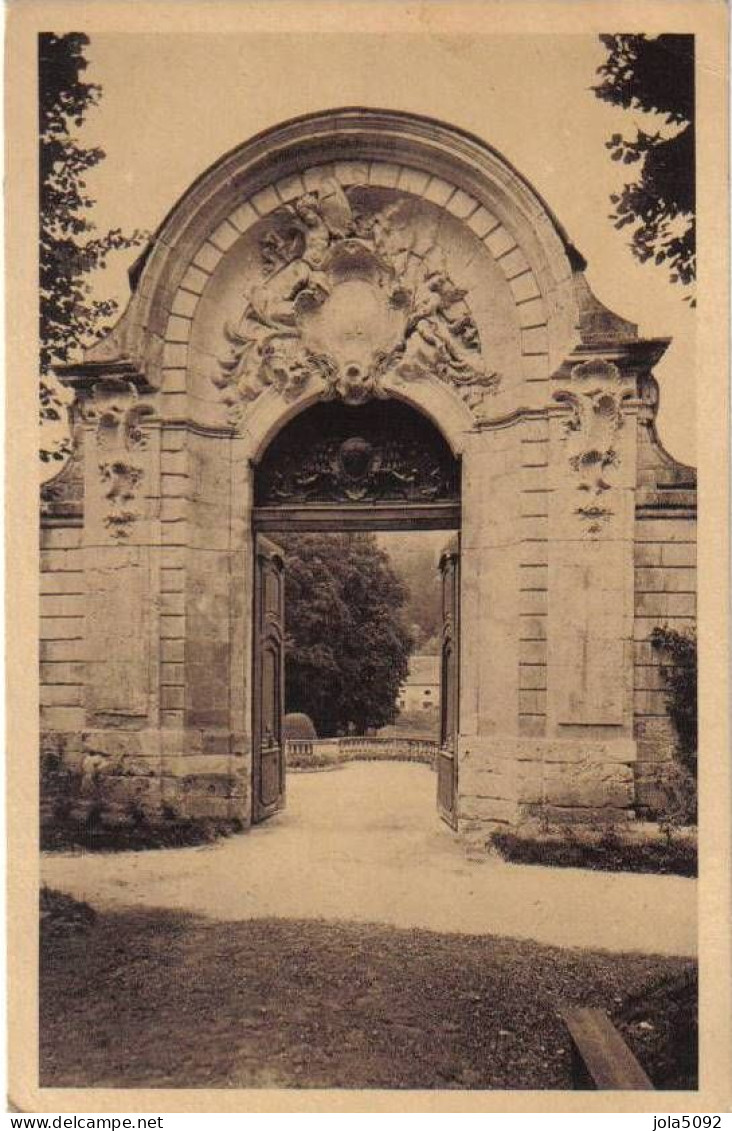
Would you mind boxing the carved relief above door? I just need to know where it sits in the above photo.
[254,399,460,508]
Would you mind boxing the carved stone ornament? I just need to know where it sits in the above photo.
[259,433,458,506]
[254,400,459,507]
[553,359,633,536]
[215,182,500,418]
[82,378,154,540]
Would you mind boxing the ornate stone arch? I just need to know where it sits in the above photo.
[44,107,695,836]
[241,372,476,465]
[80,108,587,423]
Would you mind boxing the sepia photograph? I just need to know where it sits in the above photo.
[5,0,730,1115]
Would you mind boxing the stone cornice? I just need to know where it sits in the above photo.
[53,359,156,397]
[560,338,672,373]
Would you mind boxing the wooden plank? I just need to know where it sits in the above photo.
[562,1007,654,1091]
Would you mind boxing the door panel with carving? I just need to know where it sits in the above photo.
[437,536,460,828]
[252,535,286,823]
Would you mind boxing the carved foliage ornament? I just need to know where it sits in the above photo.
[258,434,458,506]
[553,359,633,536]
[83,378,154,539]
[215,182,500,418]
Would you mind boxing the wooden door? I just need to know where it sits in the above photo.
[437,536,460,828]
[252,535,286,823]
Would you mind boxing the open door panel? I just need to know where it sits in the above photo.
[437,535,459,828]
[252,535,286,823]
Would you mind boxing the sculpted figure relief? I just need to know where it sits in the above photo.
[215,182,500,416]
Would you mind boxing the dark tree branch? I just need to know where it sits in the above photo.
[39,33,148,455]
[593,34,695,303]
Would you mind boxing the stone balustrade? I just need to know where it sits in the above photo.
[285,735,439,767]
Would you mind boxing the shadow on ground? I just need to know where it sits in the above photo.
[40,905,697,1090]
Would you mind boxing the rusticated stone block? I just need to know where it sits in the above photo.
[635,519,696,544]
[160,727,199,756]
[161,755,232,778]
[633,689,667,716]
[544,762,634,809]
[201,731,232,756]
[518,716,546,737]
[516,762,543,804]
[633,763,683,815]
[660,542,696,567]
[634,543,662,567]
[520,803,635,825]
[97,775,162,805]
[161,777,241,821]
[635,591,696,618]
[228,765,249,799]
[41,729,83,761]
[231,732,250,758]
[460,795,520,825]
[81,729,162,761]
[634,716,676,763]
[179,772,232,797]
[460,765,517,802]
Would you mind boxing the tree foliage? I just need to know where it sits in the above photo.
[593,34,695,302]
[279,533,414,737]
[39,33,146,459]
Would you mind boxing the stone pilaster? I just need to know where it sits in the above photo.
[76,373,164,820]
[539,351,643,819]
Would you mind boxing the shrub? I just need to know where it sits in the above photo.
[650,626,698,827]
[489,824,697,877]
[650,626,697,770]
[41,813,244,852]
[283,712,317,741]
[656,760,698,834]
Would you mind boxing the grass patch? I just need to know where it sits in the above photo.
[489,824,697,877]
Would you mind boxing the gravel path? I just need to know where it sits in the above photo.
[42,762,697,956]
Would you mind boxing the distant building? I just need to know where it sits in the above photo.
[397,654,440,713]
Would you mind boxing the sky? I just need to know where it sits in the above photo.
[77,32,695,465]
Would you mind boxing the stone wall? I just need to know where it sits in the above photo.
[633,402,697,813]
[40,523,84,761]
[40,432,85,790]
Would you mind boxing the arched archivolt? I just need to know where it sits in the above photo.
[252,396,461,511]
[87,108,587,435]
[240,369,476,464]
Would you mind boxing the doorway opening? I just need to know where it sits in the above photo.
[251,398,462,829]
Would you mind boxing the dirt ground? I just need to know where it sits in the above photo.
[40,763,698,1090]
[40,909,695,1090]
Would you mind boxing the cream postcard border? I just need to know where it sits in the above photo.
[5,0,730,1114]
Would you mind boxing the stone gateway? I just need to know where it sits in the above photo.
[40,109,696,835]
